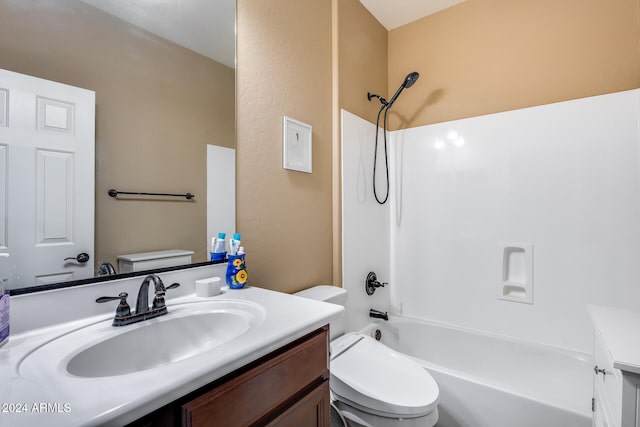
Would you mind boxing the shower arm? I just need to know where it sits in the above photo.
[367,92,388,107]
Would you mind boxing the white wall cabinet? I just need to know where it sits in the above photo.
[590,305,640,427]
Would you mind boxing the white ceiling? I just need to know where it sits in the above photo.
[78,0,236,69]
[359,0,466,30]
[77,0,464,69]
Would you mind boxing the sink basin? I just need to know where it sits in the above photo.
[19,299,266,379]
[68,310,255,377]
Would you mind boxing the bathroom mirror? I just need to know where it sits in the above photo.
[0,0,236,293]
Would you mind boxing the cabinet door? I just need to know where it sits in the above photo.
[594,382,614,427]
[182,329,328,427]
[266,381,330,427]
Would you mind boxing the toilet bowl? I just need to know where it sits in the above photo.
[294,286,439,427]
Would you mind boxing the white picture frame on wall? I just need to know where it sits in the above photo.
[283,116,312,173]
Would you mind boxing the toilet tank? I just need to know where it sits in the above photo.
[294,285,347,339]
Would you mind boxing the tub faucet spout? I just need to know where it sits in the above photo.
[369,309,389,321]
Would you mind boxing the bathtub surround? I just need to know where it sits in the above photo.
[342,88,640,355]
[341,110,390,332]
[289,0,636,309]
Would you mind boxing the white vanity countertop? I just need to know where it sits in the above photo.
[0,285,343,427]
[588,304,640,375]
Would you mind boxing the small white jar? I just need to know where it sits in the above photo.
[195,277,222,297]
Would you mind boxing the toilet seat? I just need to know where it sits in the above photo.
[330,333,439,419]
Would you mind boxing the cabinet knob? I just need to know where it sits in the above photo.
[594,365,607,376]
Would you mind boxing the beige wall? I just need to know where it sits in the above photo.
[387,0,640,130]
[338,0,389,124]
[236,0,333,293]
[0,0,235,270]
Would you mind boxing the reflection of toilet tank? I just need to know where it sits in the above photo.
[294,285,347,340]
[117,249,194,273]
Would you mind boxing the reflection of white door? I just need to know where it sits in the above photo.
[0,68,95,287]
[206,144,236,253]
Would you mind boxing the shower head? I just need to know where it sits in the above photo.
[386,71,420,109]
[403,71,420,89]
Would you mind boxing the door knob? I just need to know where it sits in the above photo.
[64,252,90,264]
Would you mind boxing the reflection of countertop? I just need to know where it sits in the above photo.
[588,305,640,375]
[0,284,342,427]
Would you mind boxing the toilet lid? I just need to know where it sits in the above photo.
[330,333,439,418]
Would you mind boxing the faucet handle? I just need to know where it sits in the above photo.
[365,272,388,295]
[96,292,131,319]
[152,282,180,309]
[165,282,180,291]
[96,292,128,303]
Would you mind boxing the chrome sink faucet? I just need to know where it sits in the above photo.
[97,274,180,326]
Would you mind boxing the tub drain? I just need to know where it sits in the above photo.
[374,329,381,341]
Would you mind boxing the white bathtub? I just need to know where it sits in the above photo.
[359,316,592,427]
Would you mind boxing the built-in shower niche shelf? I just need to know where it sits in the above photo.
[497,243,533,304]
[501,283,527,299]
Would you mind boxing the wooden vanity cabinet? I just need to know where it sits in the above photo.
[128,326,330,427]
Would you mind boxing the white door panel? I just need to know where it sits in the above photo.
[0,68,95,287]
[36,149,74,244]
[0,144,6,249]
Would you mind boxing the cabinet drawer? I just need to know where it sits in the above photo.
[182,329,328,427]
[594,330,622,420]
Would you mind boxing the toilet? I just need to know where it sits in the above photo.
[295,285,439,427]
